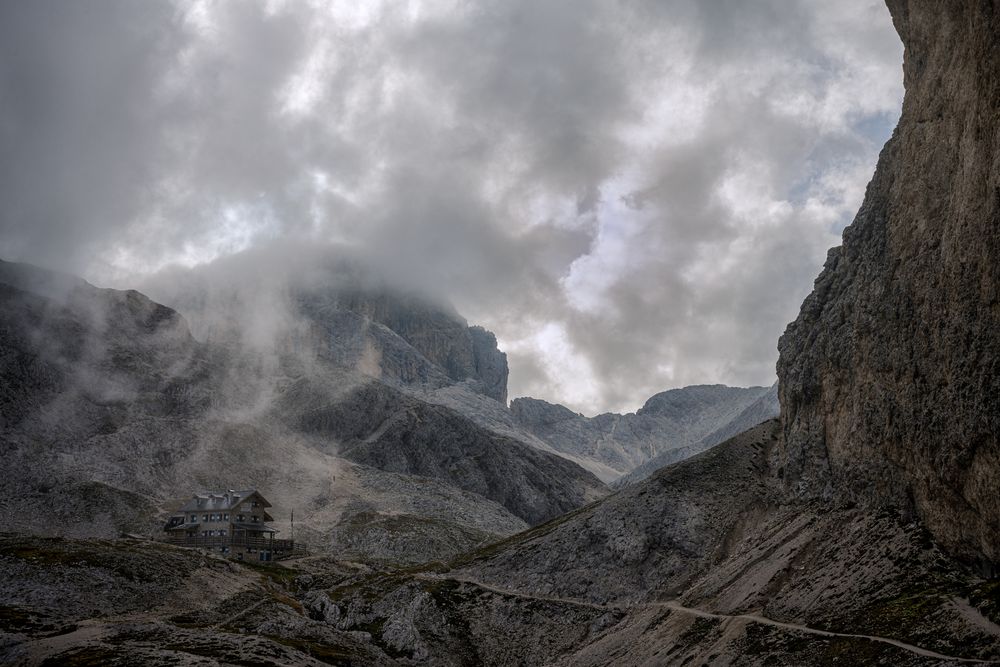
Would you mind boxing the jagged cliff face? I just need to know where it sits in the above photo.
[297,288,509,403]
[149,264,510,405]
[777,0,1000,567]
[511,384,776,480]
[616,383,779,486]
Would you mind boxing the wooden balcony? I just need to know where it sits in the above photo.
[163,534,307,558]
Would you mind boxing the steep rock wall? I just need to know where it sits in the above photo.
[776,0,1000,567]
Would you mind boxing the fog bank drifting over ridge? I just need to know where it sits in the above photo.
[0,0,904,413]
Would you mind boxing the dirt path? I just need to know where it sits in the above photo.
[675,605,991,663]
[416,574,995,664]
[211,596,270,630]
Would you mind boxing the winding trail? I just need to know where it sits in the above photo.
[211,596,270,630]
[415,574,995,664]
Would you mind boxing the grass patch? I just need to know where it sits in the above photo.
[817,637,897,663]
[159,643,279,666]
[40,647,124,667]
[234,559,300,587]
[265,635,357,665]
[447,500,601,569]
[840,585,985,658]
[166,610,213,628]
[0,605,78,637]
[0,605,37,632]
[421,577,485,607]
[1,536,210,583]
[738,623,814,658]
[676,616,719,647]
[269,589,305,614]
[863,589,943,633]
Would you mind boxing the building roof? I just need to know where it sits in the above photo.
[177,489,272,512]
[165,522,200,531]
[231,522,278,533]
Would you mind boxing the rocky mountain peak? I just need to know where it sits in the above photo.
[509,396,582,425]
[294,285,509,403]
[636,383,769,419]
[141,256,510,404]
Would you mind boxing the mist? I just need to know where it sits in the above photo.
[0,0,904,414]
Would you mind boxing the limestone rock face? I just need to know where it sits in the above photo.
[145,261,511,405]
[511,384,774,478]
[616,383,779,486]
[289,380,607,525]
[297,287,509,403]
[468,326,508,404]
[776,0,1000,567]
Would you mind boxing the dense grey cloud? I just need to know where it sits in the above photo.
[0,0,903,414]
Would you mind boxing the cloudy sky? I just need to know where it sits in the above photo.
[0,0,903,414]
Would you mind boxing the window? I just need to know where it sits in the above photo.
[191,515,198,522]
[237,514,244,522]
[220,530,227,536]
[251,515,259,522]
[203,514,208,521]
[224,513,229,520]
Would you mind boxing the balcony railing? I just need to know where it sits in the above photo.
[163,534,307,557]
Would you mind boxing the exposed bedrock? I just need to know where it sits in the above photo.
[776,0,1000,568]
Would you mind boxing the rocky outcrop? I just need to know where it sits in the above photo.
[776,0,1000,568]
[511,384,773,478]
[315,422,1000,664]
[615,383,780,486]
[144,259,511,404]
[0,260,210,432]
[468,326,508,404]
[0,536,394,665]
[291,381,607,526]
[460,422,784,602]
[295,287,509,403]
